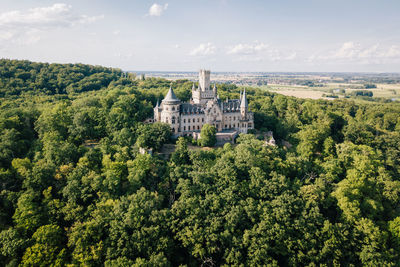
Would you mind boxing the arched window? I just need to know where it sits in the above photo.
[172,106,175,111]
[166,107,169,111]
[188,125,190,130]
[172,116,175,124]
[184,126,186,131]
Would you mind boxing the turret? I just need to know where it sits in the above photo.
[153,99,161,122]
[240,88,248,118]
[162,85,180,105]
[161,85,181,134]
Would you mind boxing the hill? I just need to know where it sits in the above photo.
[0,59,400,266]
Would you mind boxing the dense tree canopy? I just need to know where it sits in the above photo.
[200,124,217,147]
[0,59,400,266]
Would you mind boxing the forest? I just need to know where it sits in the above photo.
[1,59,400,266]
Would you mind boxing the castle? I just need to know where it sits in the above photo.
[153,70,254,141]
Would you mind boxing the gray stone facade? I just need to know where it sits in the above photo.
[154,70,254,138]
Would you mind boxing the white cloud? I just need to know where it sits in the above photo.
[307,42,400,65]
[0,3,103,28]
[227,41,269,55]
[0,29,42,46]
[384,45,400,58]
[0,3,103,47]
[332,42,360,59]
[148,3,168,17]
[227,41,297,62]
[190,42,216,56]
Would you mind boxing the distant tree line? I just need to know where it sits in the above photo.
[352,90,374,97]
[0,59,123,96]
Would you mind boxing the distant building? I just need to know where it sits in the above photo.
[153,70,254,140]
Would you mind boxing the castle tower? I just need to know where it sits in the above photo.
[199,69,210,91]
[193,70,216,104]
[161,85,181,134]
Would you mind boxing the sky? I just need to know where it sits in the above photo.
[0,0,400,72]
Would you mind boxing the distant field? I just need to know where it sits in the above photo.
[260,84,329,100]
[269,89,327,99]
[146,70,400,101]
[260,83,400,101]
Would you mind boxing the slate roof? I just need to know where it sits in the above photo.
[221,99,241,112]
[180,103,205,114]
[162,86,180,103]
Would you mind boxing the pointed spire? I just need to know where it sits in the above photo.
[162,84,180,103]
[241,88,248,108]
[192,83,195,90]
[155,98,159,108]
[240,89,242,103]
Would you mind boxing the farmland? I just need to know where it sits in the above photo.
[144,71,400,102]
